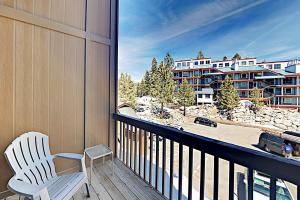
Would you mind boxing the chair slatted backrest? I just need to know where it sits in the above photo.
[5,132,57,185]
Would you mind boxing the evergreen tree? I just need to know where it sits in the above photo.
[150,58,159,96]
[152,53,175,117]
[223,56,228,61]
[136,79,146,97]
[176,79,195,116]
[232,53,241,60]
[250,87,264,112]
[197,51,205,59]
[217,75,240,113]
[144,70,151,95]
[118,73,136,107]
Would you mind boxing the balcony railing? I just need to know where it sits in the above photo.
[113,113,300,200]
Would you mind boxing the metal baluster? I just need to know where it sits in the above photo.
[149,133,153,186]
[178,144,183,200]
[188,148,193,200]
[139,128,142,177]
[229,162,234,200]
[134,126,138,173]
[119,122,122,159]
[270,176,276,200]
[247,168,253,200]
[144,130,148,181]
[155,134,160,190]
[162,138,166,195]
[169,141,174,200]
[213,156,219,200]
[126,124,129,166]
[297,185,300,200]
[200,152,206,200]
[122,123,125,162]
[130,125,133,169]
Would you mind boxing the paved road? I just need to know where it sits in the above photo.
[175,120,297,200]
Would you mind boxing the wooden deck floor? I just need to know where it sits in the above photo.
[7,159,164,200]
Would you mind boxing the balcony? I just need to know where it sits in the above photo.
[113,113,300,200]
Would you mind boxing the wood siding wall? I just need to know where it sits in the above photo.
[0,0,117,196]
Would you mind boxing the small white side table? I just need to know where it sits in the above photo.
[85,144,114,185]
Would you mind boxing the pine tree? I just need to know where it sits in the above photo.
[232,53,241,60]
[176,79,195,116]
[217,75,240,113]
[136,79,146,97]
[152,53,175,117]
[144,70,151,95]
[250,87,264,112]
[223,56,228,61]
[118,73,136,107]
[197,51,205,59]
[150,58,159,96]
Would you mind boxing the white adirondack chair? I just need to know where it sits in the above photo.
[4,132,90,200]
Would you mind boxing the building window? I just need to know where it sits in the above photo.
[206,60,210,64]
[187,62,190,67]
[177,63,181,67]
[194,71,199,76]
[182,62,186,67]
[219,63,223,67]
[200,61,204,65]
[198,94,203,98]
[241,61,247,65]
[249,61,254,65]
[285,88,292,94]
[194,79,197,84]
[274,64,281,69]
[183,72,189,77]
[225,62,229,67]
[266,64,272,69]
[258,65,264,68]
[213,64,217,68]
[205,94,210,99]
[241,73,248,79]
[194,61,199,65]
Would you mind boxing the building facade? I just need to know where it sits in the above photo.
[173,57,300,108]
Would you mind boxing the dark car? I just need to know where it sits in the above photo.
[258,132,293,157]
[194,117,217,127]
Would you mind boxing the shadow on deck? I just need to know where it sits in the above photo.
[7,159,164,200]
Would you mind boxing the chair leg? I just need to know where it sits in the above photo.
[85,183,90,198]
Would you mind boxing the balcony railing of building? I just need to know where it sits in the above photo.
[113,113,300,200]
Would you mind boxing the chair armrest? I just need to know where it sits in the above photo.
[8,177,49,200]
[54,153,83,160]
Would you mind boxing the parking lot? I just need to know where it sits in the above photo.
[175,119,297,199]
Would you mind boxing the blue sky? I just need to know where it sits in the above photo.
[119,0,300,81]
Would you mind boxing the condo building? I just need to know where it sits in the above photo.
[172,57,300,108]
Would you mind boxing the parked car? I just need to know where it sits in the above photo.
[244,170,293,200]
[194,117,217,127]
[258,132,293,157]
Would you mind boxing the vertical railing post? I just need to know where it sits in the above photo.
[247,168,253,200]
[213,156,219,200]
[169,141,174,200]
[200,152,205,200]
[149,133,153,186]
[162,138,166,195]
[178,144,183,200]
[188,148,193,200]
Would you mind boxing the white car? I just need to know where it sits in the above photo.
[244,171,293,200]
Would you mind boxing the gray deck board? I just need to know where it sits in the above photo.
[6,159,164,200]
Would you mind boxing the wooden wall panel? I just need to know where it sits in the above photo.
[49,31,64,164]
[51,0,65,24]
[15,21,33,136]
[34,0,50,18]
[33,26,50,134]
[65,0,85,30]
[0,0,117,196]
[0,0,14,7]
[16,0,33,13]
[0,16,14,192]
[86,41,110,147]
[88,0,111,38]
